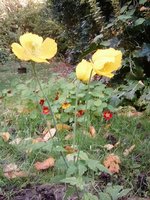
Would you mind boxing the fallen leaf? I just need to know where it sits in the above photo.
[34,157,55,171]
[66,154,77,162]
[103,154,121,174]
[4,163,18,173]
[123,144,135,157]
[114,140,120,147]
[1,132,10,142]
[43,128,56,141]
[89,126,96,138]
[9,137,22,145]
[104,144,114,150]
[4,171,28,179]
[56,124,72,131]
[3,163,28,179]
[65,133,74,140]
[64,146,77,154]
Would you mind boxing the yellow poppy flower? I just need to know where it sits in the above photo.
[92,48,122,78]
[11,33,57,63]
[62,102,71,110]
[76,59,96,82]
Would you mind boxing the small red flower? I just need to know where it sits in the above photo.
[39,99,45,106]
[103,110,113,121]
[76,110,85,117]
[42,106,50,115]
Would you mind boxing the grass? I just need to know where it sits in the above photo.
[0,61,150,199]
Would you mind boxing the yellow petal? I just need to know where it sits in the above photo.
[19,33,43,50]
[76,59,96,82]
[11,43,30,61]
[40,38,57,59]
[92,48,122,78]
[92,48,120,61]
[30,56,49,63]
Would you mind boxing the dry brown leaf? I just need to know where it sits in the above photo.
[104,144,114,150]
[64,133,74,140]
[4,171,28,179]
[56,124,72,131]
[4,163,18,173]
[103,153,121,174]
[3,163,28,179]
[1,132,10,142]
[123,144,135,157]
[64,146,77,154]
[89,126,96,138]
[34,157,55,171]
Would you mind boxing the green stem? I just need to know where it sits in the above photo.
[73,81,80,148]
[31,62,68,168]
[84,69,93,129]
[31,63,57,129]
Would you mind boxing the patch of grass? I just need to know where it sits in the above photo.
[0,62,150,198]
[0,113,150,195]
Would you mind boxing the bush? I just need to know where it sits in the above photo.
[0,3,63,56]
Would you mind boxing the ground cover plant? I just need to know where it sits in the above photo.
[0,31,150,200]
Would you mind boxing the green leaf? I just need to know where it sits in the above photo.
[139,0,147,4]
[86,159,101,171]
[96,164,111,174]
[78,151,89,160]
[78,162,87,176]
[135,18,145,26]
[94,99,102,107]
[82,193,98,200]
[61,177,84,190]
[99,192,111,200]
[100,40,111,47]
[117,188,131,198]
[118,15,132,21]
[120,5,128,14]
[66,164,77,176]
[60,113,69,123]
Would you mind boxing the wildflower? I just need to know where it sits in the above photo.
[42,106,50,115]
[75,48,122,82]
[92,48,122,78]
[76,110,85,117]
[39,99,45,106]
[103,111,113,121]
[11,33,57,63]
[62,102,71,109]
[76,59,96,82]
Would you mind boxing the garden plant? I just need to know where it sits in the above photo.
[0,1,150,200]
